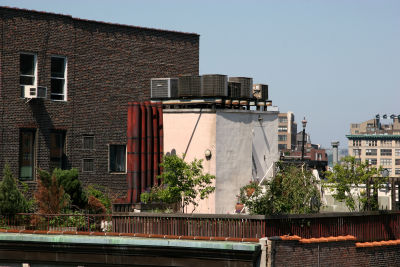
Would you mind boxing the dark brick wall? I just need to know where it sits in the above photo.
[0,7,199,196]
[272,240,400,266]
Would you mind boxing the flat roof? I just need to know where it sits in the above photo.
[0,6,199,36]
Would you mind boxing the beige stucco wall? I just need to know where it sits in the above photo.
[163,109,279,214]
[163,109,216,213]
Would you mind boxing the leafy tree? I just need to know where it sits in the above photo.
[140,155,215,213]
[38,168,87,210]
[53,168,87,209]
[239,164,321,215]
[86,184,112,213]
[324,156,384,211]
[35,172,70,214]
[0,164,31,216]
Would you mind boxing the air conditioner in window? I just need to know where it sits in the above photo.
[23,86,47,99]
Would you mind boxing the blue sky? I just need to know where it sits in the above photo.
[2,0,400,148]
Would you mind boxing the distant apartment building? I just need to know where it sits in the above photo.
[347,116,400,177]
[278,112,297,151]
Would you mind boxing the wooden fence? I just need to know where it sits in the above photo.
[112,211,400,242]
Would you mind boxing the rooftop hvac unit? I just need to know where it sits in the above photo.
[151,78,178,98]
[178,75,201,97]
[23,86,47,98]
[201,74,228,97]
[228,82,241,98]
[228,77,253,98]
[252,84,268,101]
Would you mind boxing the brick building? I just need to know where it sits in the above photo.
[0,6,199,195]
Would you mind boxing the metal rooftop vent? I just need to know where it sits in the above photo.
[228,82,241,98]
[228,77,253,98]
[151,78,178,98]
[201,74,228,97]
[178,75,201,97]
[252,84,268,101]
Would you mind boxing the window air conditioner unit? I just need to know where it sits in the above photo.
[151,78,178,98]
[24,86,47,99]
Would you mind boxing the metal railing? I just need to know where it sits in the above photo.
[0,213,112,232]
[1,211,399,242]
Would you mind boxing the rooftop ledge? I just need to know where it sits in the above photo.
[346,134,400,140]
[0,231,259,252]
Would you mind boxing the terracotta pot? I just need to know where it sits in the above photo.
[235,203,244,213]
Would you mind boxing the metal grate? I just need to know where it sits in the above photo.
[229,77,253,98]
[201,74,228,97]
[228,82,241,98]
[178,75,201,97]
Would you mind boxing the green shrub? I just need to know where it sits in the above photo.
[0,164,31,216]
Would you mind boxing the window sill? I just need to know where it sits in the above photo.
[109,172,127,175]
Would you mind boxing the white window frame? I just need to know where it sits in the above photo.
[50,55,67,101]
[20,52,38,97]
[108,144,127,174]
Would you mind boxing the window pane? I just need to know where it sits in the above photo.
[51,79,64,94]
[51,57,65,78]
[20,130,35,180]
[20,54,35,75]
[110,145,126,172]
[50,132,66,170]
[20,76,34,85]
[51,94,64,101]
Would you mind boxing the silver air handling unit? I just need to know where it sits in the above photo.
[228,77,253,98]
[151,78,178,98]
[228,82,241,98]
[201,74,228,97]
[252,84,268,101]
[178,75,201,97]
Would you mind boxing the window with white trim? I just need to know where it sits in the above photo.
[51,56,67,101]
[366,149,377,156]
[380,158,392,166]
[380,149,392,156]
[109,145,126,173]
[395,149,400,156]
[20,53,37,97]
[367,158,377,165]
[278,135,287,141]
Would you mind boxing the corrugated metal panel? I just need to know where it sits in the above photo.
[201,74,228,97]
[178,75,201,97]
[127,102,163,203]
[229,77,253,98]
[228,81,241,98]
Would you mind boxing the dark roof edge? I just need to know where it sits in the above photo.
[0,6,199,37]
[346,134,400,140]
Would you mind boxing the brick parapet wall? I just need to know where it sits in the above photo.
[0,7,199,195]
[269,235,400,266]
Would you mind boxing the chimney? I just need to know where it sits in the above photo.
[331,141,340,165]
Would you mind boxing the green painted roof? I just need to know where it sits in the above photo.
[346,134,400,140]
[0,233,260,252]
